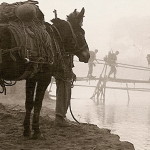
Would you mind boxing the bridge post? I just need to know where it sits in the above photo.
[91,63,108,104]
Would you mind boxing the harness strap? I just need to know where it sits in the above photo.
[67,21,87,54]
[50,25,68,71]
[15,69,32,81]
[67,21,78,44]
[48,24,75,83]
[52,25,63,42]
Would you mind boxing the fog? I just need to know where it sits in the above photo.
[39,0,150,65]
[2,0,150,65]
[1,2,150,149]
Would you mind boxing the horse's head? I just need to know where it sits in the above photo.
[51,8,90,63]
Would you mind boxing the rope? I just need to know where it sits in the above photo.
[97,59,150,71]
[0,79,16,95]
[117,65,150,72]
[50,24,77,87]
[22,22,28,59]
[50,25,68,72]
[29,21,54,64]
[69,104,80,124]
[9,20,54,64]
[75,59,150,72]
[49,24,80,123]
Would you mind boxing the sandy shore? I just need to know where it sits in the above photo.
[0,82,135,149]
[0,101,135,150]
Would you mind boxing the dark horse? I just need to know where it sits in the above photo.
[0,5,89,139]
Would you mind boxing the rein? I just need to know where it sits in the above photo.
[66,21,87,54]
[51,25,68,72]
[48,24,74,85]
[0,79,16,95]
[51,22,80,124]
[53,21,87,55]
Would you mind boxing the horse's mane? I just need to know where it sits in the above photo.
[67,9,79,22]
[66,8,85,26]
[51,18,66,25]
[51,18,70,34]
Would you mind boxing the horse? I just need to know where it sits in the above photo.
[0,5,89,139]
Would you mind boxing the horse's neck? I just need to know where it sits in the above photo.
[45,23,74,71]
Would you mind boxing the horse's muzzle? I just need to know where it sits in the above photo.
[78,50,90,63]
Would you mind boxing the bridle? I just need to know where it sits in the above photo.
[52,21,87,55]
[66,21,88,54]
[47,20,87,82]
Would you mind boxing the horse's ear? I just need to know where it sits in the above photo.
[77,7,85,20]
[73,9,77,14]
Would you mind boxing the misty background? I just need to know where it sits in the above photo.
[2,0,150,61]
[1,2,150,149]
[1,0,150,78]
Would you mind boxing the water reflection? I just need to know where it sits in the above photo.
[65,86,150,150]
[95,104,105,126]
[148,106,150,125]
[45,81,150,150]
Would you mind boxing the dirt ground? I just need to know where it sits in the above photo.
[0,102,135,150]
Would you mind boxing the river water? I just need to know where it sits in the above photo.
[0,79,150,150]
[47,77,150,150]
[64,81,150,150]
[46,62,150,150]
[0,62,150,150]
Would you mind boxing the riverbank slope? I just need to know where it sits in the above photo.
[0,103,135,150]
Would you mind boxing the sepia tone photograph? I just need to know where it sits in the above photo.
[0,0,150,149]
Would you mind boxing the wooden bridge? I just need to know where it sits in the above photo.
[77,76,150,84]
[74,59,150,104]
[48,59,150,103]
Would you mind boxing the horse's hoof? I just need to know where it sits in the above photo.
[31,132,45,140]
[23,130,31,137]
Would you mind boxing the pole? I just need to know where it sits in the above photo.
[126,83,130,106]
[102,64,108,103]
[53,9,57,19]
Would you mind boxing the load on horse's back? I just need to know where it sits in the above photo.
[0,1,53,66]
[0,0,90,139]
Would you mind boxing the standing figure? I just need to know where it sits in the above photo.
[54,55,76,126]
[146,54,150,67]
[146,54,150,80]
[87,49,98,78]
[53,8,88,127]
[105,51,119,78]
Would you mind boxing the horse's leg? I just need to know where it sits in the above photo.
[23,79,36,137]
[32,77,51,139]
